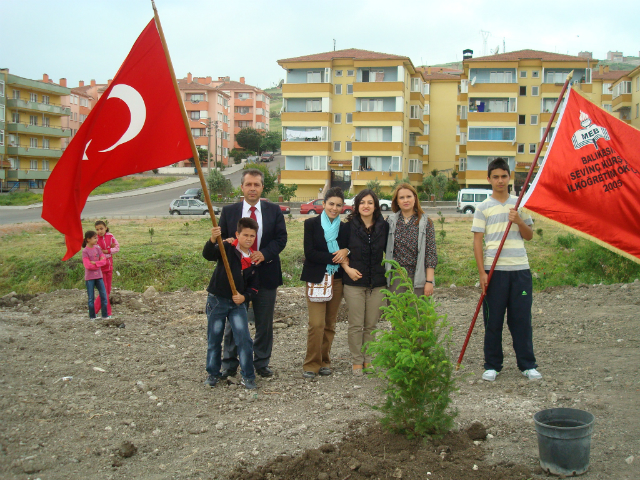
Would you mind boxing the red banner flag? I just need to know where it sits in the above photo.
[42,19,192,260]
[522,88,640,263]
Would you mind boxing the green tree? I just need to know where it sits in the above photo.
[430,168,439,177]
[391,175,411,192]
[236,128,263,153]
[422,173,448,200]
[246,163,277,195]
[196,147,209,165]
[207,169,232,199]
[366,178,382,198]
[261,131,281,152]
[278,183,298,201]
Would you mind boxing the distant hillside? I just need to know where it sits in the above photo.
[265,86,282,132]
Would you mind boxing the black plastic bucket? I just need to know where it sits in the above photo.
[534,408,595,476]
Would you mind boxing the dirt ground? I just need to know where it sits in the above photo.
[1,280,639,480]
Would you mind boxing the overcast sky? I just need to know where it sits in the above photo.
[2,0,638,90]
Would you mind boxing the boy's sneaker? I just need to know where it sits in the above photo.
[482,369,498,382]
[241,377,257,390]
[523,369,543,380]
[204,375,219,387]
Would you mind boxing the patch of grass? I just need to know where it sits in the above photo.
[1,217,638,296]
[0,176,179,206]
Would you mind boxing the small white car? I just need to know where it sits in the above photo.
[169,199,219,215]
[456,189,492,214]
[344,197,392,211]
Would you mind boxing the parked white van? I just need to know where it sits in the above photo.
[457,189,492,214]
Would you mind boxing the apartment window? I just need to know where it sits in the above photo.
[9,157,18,169]
[346,113,352,124]
[529,144,537,154]
[42,160,49,171]
[334,84,342,95]
[30,160,38,170]
[0,80,4,97]
[30,137,38,148]
[13,89,20,100]
[80,97,88,107]
[602,83,612,94]
[424,124,429,135]
[305,155,328,171]
[346,141,352,152]
[0,104,4,120]
[422,144,429,155]
[237,92,252,100]
[531,114,538,125]
[602,103,612,112]
[237,121,252,128]
[410,105,422,119]
[546,71,569,84]
[29,115,38,126]
[333,141,341,152]
[532,71,540,78]
[519,86,527,96]
[43,117,50,127]
[306,99,321,112]
[360,127,383,141]
[42,95,50,105]
[347,70,354,77]
[459,158,466,171]
[424,104,429,115]
[347,84,353,94]
[517,143,525,154]
[74,112,78,121]
[520,70,527,78]
[0,130,3,146]
[518,115,526,125]
[423,83,430,95]
[307,71,322,83]
[191,128,204,137]
[489,71,512,83]
[361,69,385,82]
[409,159,422,173]
[79,115,86,123]
[411,78,421,92]
[43,138,50,149]
[541,97,559,113]
[468,127,515,141]
[637,77,640,91]
[390,156,401,172]
[409,132,418,146]
[460,132,467,145]
[189,94,204,102]
[335,70,343,77]
[12,112,20,123]
[334,113,341,124]
[235,106,251,114]
[189,111,200,120]
[360,98,383,112]
[636,103,639,119]
[30,93,37,102]
[531,86,539,96]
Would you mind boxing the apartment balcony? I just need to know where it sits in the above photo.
[417,134,429,145]
[351,142,403,155]
[410,91,424,103]
[468,83,519,95]
[409,146,423,156]
[234,111,254,120]
[256,100,267,109]
[185,100,209,110]
[540,83,565,94]
[459,119,467,129]
[353,82,404,97]
[280,169,330,184]
[283,83,333,96]
[614,106,632,121]
[409,118,424,132]
[457,93,468,102]
[352,112,403,124]
[459,144,467,154]
[408,173,423,183]
[422,114,430,123]
[234,98,254,107]
[281,112,332,123]
[352,169,400,185]
[6,169,52,180]
[465,141,517,156]
[540,113,559,124]
[612,94,632,110]
[281,141,331,155]
[7,98,71,116]
[467,112,518,124]
[6,122,71,137]
[6,146,63,158]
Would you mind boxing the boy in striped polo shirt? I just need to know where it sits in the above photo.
[472,158,542,382]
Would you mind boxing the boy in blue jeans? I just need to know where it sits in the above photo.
[203,217,259,389]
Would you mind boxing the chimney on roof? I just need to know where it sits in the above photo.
[428,67,432,75]
[599,65,604,74]
[79,80,85,87]
[43,73,49,83]
[463,49,473,60]
[108,78,113,86]
[604,65,609,73]
[91,79,96,87]
[240,77,245,84]
[197,77,206,84]
[187,72,192,83]
[206,76,212,84]
[60,78,67,87]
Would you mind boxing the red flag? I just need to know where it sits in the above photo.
[42,19,192,260]
[522,88,640,262]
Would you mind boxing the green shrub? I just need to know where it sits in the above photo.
[556,233,579,249]
[442,191,457,201]
[366,261,458,438]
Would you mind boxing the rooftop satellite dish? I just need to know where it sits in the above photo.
[493,45,500,55]
[470,76,477,86]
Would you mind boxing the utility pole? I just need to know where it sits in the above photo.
[213,120,219,172]
[200,118,214,174]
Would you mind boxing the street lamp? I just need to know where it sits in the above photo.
[200,119,220,173]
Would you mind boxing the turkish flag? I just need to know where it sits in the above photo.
[42,19,192,260]
[522,88,640,263]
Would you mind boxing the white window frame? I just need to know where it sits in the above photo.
[410,105,422,119]
[30,137,38,148]
[30,159,38,170]
[424,104,429,115]
[347,70,354,77]
[529,143,537,154]
[423,83,430,95]
[0,104,4,120]
[29,115,38,126]
[390,156,401,172]
[0,80,4,97]
[334,113,342,124]
[409,158,422,173]
[306,99,321,112]
[346,141,352,152]
[602,83,612,94]
[335,70,343,77]
[333,141,341,152]
[42,160,50,171]
[531,86,539,96]
[520,70,527,78]
[42,95,50,105]
[43,138,50,149]
[346,84,353,94]
[517,143,525,154]
[346,113,352,124]
[530,114,538,125]
[360,127,383,142]
[0,129,3,146]
[307,71,322,83]
[532,70,540,78]
[411,77,421,92]
[30,93,37,102]
[334,84,342,95]
[459,157,466,171]
[424,124,429,135]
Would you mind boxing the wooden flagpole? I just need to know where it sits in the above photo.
[151,0,237,295]
[455,71,574,370]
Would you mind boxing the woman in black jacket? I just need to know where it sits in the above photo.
[300,187,349,379]
[342,189,389,376]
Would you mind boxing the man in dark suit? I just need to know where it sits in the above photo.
[218,169,288,378]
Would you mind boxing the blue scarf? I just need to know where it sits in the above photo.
[321,210,340,275]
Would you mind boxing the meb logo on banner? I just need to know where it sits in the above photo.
[572,111,610,150]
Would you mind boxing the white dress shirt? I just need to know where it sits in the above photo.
[241,199,263,250]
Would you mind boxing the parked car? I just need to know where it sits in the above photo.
[300,199,352,215]
[246,155,260,164]
[260,198,291,214]
[180,188,202,200]
[169,199,220,216]
[260,151,274,162]
[456,188,492,214]
[344,197,393,211]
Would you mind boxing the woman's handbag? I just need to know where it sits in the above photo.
[306,273,333,302]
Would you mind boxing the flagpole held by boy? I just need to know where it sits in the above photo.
[455,71,574,370]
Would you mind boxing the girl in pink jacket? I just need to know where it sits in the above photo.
[82,231,108,319]
[94,220,120,316]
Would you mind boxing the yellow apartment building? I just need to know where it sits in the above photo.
[457,50,596,192]
[277,49,427,199]
[611,66,640,128]
[1,70,71,191]
[584,66,631,116]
